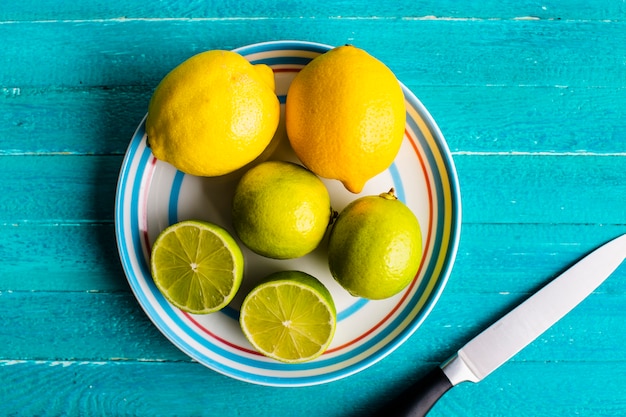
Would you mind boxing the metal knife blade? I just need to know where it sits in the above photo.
[375,233,626,417]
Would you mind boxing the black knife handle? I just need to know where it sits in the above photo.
[371,367,453,417]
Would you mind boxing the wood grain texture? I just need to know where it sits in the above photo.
[2,85,625,155]
[1,0,625,20]
[0,155,121,223]
[1,1,625,416]
[0,359,624,416]
[2,154,625,225]
[2,288,624,363]
[2,20,625,88]
[0,224,125,291]
[2,223,625,293]
[0,86,151,155]
[456,154,626,224]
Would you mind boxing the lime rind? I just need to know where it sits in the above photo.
[328,194,422,300]
[150,220,244,314]
[232,161,332,260]
[239,271,337,363]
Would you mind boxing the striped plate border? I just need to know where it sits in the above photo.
[115,41,461,387]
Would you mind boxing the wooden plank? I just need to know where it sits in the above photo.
[2,223,625,293]
[456,154,626,225]
[1,20,625,88]
[0,155,121,223]
[2,2,623,416]
[2,85,625,155]
[0,86,150,155]
[0,359,624,416]
[452,224,626,295]
[420,86,626,154]
[394,361,626,417]
[0,291,188,362]
[0,224,126,291]
[1,289,624,363]
[2,0,625,21]
[2,154,625,224]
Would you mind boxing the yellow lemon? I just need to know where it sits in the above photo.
[285,45,406,193]
[146,50,280,177]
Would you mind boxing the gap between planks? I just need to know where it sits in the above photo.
[0,16,622,25]
[452,151,626,157]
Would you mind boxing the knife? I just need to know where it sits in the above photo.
[375,233,626,417]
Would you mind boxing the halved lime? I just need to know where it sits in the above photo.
[150,220,244,314]
[240,271,337,363]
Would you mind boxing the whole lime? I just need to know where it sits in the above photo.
[328,189,422,299]
[232,161,332,259]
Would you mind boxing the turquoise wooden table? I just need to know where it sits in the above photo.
[2,1,626,416]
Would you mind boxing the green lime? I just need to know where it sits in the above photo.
[239,271,337,363]
[328,189,422,300]
[150,220,244,314]
[232,161,332,259]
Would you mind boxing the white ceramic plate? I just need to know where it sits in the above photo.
[115,40,461,387]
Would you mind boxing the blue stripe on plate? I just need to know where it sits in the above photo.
[130,151,431,384]
[388,162,405,203]
[168,170,185,224]
[115,123,143,269]
[214,299,368,323]
[234,40,332,57]
[249,56,313,67]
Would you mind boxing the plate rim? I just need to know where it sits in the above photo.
[114,39,462,387]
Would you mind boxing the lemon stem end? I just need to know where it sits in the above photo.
[379,188,397,200]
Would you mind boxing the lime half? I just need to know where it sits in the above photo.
[150,220,244,314]
[240,271,337,363]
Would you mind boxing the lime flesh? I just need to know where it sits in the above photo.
[150,220,244,314]
[239,271,337,363]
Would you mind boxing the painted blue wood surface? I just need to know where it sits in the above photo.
[1,1,625,416]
